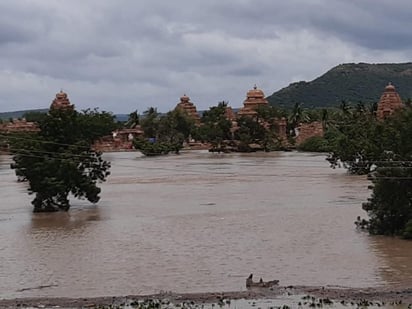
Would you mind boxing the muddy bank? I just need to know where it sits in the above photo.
[1,285,412,308]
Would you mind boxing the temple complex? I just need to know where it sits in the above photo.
[93,127,144,152]
[295,121,324,145]
[376,83,404,120]
[0,118,39,134]
[237,85,269,117]
[175,94,201,125]
[225,106,236,121]
[50,90,74,111]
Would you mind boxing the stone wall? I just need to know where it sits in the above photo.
[0,119,39,133]
[295,121,324,145]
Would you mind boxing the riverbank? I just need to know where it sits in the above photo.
[1,285,412,308]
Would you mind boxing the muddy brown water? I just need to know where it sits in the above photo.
[1,151,412,299]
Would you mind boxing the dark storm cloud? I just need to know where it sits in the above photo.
[307,0,412,50]
[0,0,411,113]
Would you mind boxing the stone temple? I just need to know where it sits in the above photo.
[175,94,201,125]
[50,90,74,111]
[376,83,403,119]
[237,85,268,117]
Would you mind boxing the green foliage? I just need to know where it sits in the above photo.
[125,110,140,129]
[267,63,412,108]
[134,107,194,156]
[403,220,412,239]
[140,107,160,139]
[77,108,119,141]
[133,139,180,156]
[0,108,48,121]
[297,136,330,152]
[326,105,384,174]
[361,109,412,236]
[10,108,114,212]
[288,102,308,130]
[158,109,195,144]
[22,111,47,123]
[330,107,412,237]
[363,165,412,236]
[192,101,232,149]
[235,105,283,152]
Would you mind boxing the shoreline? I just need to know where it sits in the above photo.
[1,285,412,308]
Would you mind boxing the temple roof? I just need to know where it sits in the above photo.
[238,85,268,116]
[175,94,201,124]
[376,82,403,119]
[50,90,74,111]
[246,85,265,99]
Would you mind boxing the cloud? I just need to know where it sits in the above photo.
[0,0,411,113]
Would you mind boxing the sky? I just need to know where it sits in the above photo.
[1,0,412,114]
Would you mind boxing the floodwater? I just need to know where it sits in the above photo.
[1,151,412,299]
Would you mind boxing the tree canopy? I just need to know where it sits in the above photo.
[10,108,116,212]
[326,104,412,237]
[133,107,195,156]
[192,101,232,151]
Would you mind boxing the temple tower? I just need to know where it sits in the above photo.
[175,94,201,125]
[50,90,74,111]
[237,85,268,117]
[376,83,403,119]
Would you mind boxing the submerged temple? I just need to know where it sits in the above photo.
[50,90,74,111]
[376,83,403,120]
[175,94,201,125]
[237,85,269,117]
[0,118,39,134]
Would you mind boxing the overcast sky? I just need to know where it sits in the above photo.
[1,0,411,113]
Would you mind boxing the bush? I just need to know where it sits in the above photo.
[403,220,412,239]
[297,136,330,152]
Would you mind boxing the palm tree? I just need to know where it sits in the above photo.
[125,110,140,128]
[321,108,329,130]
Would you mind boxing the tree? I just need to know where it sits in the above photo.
[125,110,140,129]
[22,111,47,123]
[358,109,412,237]
[158,109,195,145]
[329,106,412,237]
[140,107,160,139]
[288,102,309,135]
[77,108,119,140]
[192,101,232,150]
[362,165,412,237]
[326,103,383,174]
[234,105,283,152]
[10,108,114,212]
[134,108,195,156]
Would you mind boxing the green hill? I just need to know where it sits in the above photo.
[0,109,128,122]
[267,63,412,108]
[0,108,48,121]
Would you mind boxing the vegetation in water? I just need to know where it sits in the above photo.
[9,108,116,212]
[133,107,195,156]
[324,102,412,237]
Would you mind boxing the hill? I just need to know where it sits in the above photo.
[0,109,48,120]
[0,109,131,122]
[267,63,412,108]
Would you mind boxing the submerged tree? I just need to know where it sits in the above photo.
[140,107,160,139]
[125,110,140,129]
[10,108,115,212]
[235,105,282,152]
[192,101,232,150]
[326,102,384,174]
[358,109,412,238]
[327,103,412,237]
[134,108,195,156]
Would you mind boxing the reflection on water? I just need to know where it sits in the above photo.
[1,151,412,298]
[370,236,412,287]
